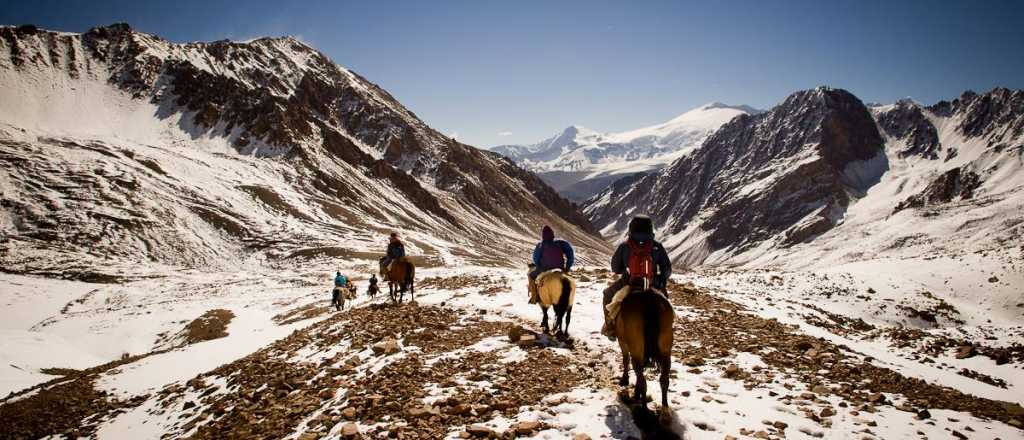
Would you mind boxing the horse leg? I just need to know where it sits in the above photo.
[632,357,647,403]
[555,311,565,337]
[541,307,550,334]
[619,349,630,387]
[659,355,671,408]
[564,306,572,337]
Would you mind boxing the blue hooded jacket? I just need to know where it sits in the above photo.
[334,274,348,287]
[532,226,575,271]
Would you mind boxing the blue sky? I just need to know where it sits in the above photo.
[2,1,1022,148]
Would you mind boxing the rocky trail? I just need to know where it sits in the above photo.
[1,266,1022,439]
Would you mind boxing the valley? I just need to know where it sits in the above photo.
[1,22,1022,440]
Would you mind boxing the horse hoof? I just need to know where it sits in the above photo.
[658,406,673,424]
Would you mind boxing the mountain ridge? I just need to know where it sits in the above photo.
[583,85,1024,274]
[0,23,610,276]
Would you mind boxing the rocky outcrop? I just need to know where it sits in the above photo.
[584,87,884,264]
[894,167,981,213]
[931,88,1024,143]
[876,100,941,159]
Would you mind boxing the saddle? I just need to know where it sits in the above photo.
[535,269,564,288]
[608,283,672,322]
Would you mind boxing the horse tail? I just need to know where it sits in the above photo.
[642,295,662,368]
[556,277,571,313]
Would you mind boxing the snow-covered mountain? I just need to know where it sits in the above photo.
[0,23,609,279]
[492,102,756,201]
[3,24,1024,440]
[585,86,1024,290]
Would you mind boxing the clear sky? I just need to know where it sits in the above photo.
[2,0,1023,148]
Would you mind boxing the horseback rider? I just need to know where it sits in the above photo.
[601,216,672,339]
[380,233,406,277]
[368,274,379,294]
[334,271,349,288]
[332,271,350,311]
[528,225,575,304]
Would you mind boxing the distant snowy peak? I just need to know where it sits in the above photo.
[493,102,757,173]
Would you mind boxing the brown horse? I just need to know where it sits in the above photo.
[615,286,674,410]
[381,258,415,304]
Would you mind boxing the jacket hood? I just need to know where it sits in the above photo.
[542,225,554,241]
[628,216,655,242]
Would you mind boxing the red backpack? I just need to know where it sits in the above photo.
[627,239,655,287]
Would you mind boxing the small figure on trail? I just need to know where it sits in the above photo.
[380,232,406,278]
[528,225,575,304]
[368,274,379,297]
[332,271,350,311]
[601,215,672,339]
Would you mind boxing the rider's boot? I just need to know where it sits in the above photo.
[527,280,538,304]
[601,311,617,341]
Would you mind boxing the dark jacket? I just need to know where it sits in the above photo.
[387,241,405,259]
[611,237,671,289]
[532,240,575,271]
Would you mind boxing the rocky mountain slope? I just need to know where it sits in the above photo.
[493,103,755,201]
[0,23,609,278]
[584,86,1024,269]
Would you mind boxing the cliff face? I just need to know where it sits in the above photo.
[585,87,884,264]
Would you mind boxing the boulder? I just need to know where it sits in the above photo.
[340,423,359,438]
[723,364,740,377]
[509,326,527,342]
[955,345,976,359]
[514,420,541,435]
[448,403,473,416]
[466,424,494,437]
[371,338,401,355]
[407,405,436,418]
[341,407,357,419]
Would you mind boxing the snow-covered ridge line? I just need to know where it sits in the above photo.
[491,102,757,201]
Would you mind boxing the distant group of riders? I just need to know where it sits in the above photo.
[331,232,414,310]
[329,216,675,410]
